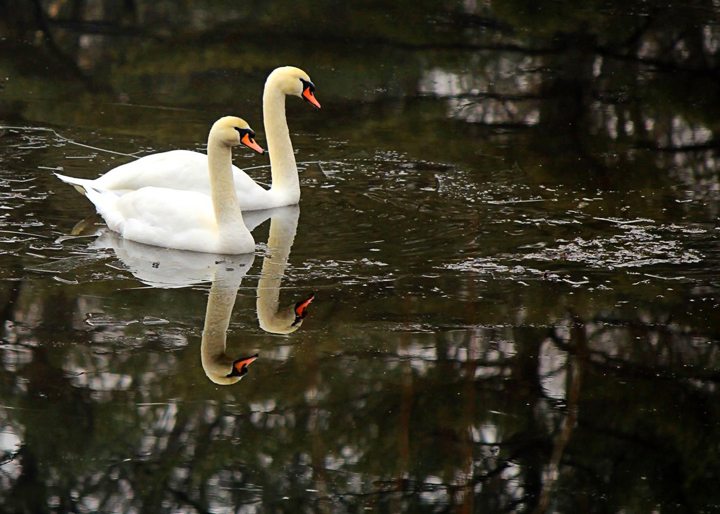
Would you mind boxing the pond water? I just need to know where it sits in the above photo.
[2,1,720,513]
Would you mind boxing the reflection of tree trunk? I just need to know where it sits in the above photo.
[538,34,611,180]
[513,327,545,398]
[2,0,105,92]
[30,0,56,41]
[459,256,479,512]
[458,331,478,514]
[29,0,79,64]
[0,280,21,329]
[0,0,63,40]
[532,318,587,514]
[10,341,94,512]
[396,360,412,489]
[388,328,414,513]
[134,408,197,512]
[512,327,546,510]
[308,350,331,514]
[5,446,49,514]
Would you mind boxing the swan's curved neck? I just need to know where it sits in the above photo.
[207,138,244,232]
[264,87,300,201]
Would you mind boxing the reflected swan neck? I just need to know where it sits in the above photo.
[257,211,300,334]
[201,271,241,385]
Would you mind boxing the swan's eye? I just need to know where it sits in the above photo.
[299,78,315,93]
[234,127,254,138]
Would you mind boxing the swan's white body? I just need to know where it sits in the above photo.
[71,116,258,254]
[55,66,319,211]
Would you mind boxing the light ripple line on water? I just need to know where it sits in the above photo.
[0,229,50,239]
[1,125,139,159]
[242,159,345,173]
[593,216,654,225]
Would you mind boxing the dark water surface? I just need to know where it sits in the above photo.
[2,1,720,512]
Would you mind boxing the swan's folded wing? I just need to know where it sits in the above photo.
[94,150,216,194]
[231,168,276,210]
[93,150,267,202]
[114,187,218,252]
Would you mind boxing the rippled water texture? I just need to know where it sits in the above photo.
[2,2,720,513]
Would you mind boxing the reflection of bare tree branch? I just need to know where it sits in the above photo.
[443,12,515,35]
[167,487,211,514]
[619,13,656,51]
[429,92,544,102]
[46,19,158,39]
[28,0,57,46]
[28,0,78,66]
[324,350,516,367]
[458,120,540,129]
[240,28,567,55]
[598,46,720,77]
[9,0,108,93]
[550,325,720,385]
[328,457,514,503]
[4,445,47,513]
[636,140,720,153]
[592,351,720,384]
[533,317,586,514]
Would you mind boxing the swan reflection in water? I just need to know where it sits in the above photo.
[91,205,311,384]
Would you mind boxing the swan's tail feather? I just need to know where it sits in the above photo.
[54,173,94,196]
[82,186,123,233]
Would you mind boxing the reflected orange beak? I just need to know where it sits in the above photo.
[241,133,265,154]
[295,293,315,318]
[231,354,259,376]
[302,88,322,109]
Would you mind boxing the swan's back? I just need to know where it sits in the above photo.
[92,149,272,209]
[94,150,219,194]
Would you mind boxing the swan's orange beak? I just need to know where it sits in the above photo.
[295,294,315,319]
[228,354,259,377]
[302,87,321,109]
[241,133,265,154]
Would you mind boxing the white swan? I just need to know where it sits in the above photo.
[67,116,265,254]
[55,66,320,211]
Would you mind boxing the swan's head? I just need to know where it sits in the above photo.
[266,66,321,109]
[292,293,314,327]
[211,116,266,154]
[260,293,315,335]
[203,353,259,386]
